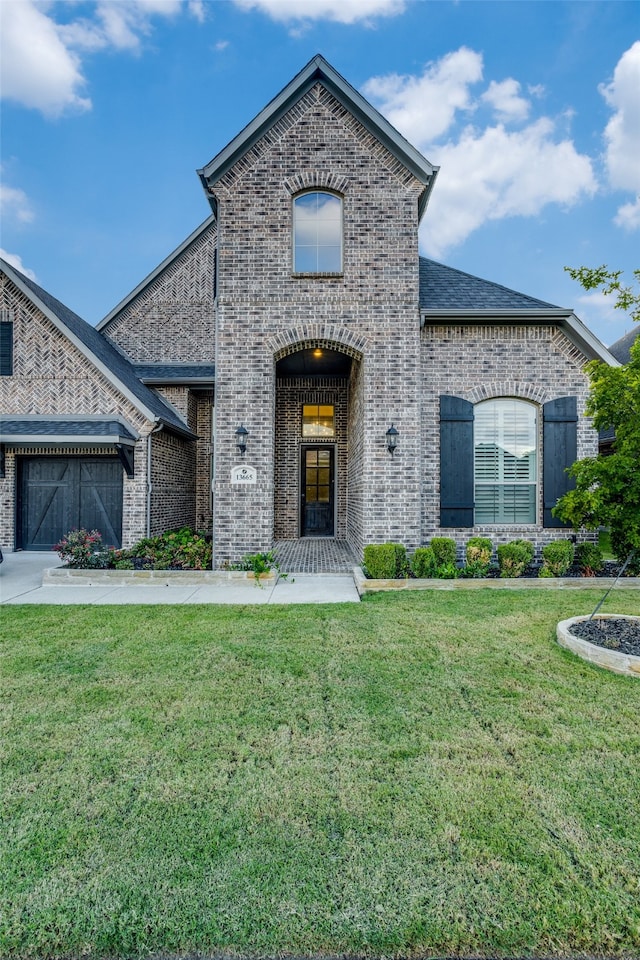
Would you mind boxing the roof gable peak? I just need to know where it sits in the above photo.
[198,54,438,218]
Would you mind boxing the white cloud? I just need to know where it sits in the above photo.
[364,48,597,257]
[0,0,91,117]
[422,121,596,258]
[233,0,405,25]
[214,40,230,51]
[600,41,640,231]
[0,1,204,117]
[0,249,37,281]
[481,78,530,122]
[0,181,35,224]
[614,196,640,231]
[363,48,483,144]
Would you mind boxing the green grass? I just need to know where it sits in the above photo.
[2,590,639,959]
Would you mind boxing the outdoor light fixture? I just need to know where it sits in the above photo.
[235,425,249,456]
[386,423,399,456]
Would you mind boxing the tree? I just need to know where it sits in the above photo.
[553,266,640,572]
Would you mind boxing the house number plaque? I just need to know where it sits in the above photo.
[231,465,257,484]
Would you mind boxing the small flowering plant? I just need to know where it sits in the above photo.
[53,528,106,568]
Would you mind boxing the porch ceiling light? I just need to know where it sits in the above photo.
[235,424,249,456]
[386,423,399,456]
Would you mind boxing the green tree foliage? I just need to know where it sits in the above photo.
[554,267,640,568]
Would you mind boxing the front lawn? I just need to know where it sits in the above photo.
[1,590,639,959]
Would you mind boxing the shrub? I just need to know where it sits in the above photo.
[575,542,604,577]
[54,529,108,568]
[127,527,212,570]
[497,540,535,578]
[540,540,575,578]
[363,543,408,579]
[436,561,459,579]
[411,547,437,579]
[465,537,492,578]
[430,537,457,567]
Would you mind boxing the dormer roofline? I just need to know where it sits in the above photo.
[197,54,439,220]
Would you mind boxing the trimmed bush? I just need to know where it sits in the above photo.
[465,537,492,578]
[575,542,604,577]
[430,537,457,567]
[363,543,408,579]
[497,540,535,578]
[539,540,575,578]
[411,547,437,579]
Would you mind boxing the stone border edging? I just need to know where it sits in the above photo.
[43,567,277,587]
[557,615,640,677]
[353,566,640,596]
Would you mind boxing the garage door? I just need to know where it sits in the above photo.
[18,457,123,550]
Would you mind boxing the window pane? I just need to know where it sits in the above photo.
[317,246,341,272]
[302,404,335,437]
[474,399,537,523]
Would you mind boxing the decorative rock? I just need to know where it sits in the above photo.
[557,615,640,678]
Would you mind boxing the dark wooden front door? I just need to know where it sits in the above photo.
[18,457,123,550]
[301,446,334,537]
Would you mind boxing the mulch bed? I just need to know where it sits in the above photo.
[570,617,640,656]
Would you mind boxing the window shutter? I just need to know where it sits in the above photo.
[440,395,474,527]
[543,397,577,527]
[0,322,13,376]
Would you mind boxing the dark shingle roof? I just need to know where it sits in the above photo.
[607,326,639,363]
[133,364,215,384]
[419,257,560,312]
[2,262,195,438]
[0,418,136,442]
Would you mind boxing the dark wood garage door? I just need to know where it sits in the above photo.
[18,457,123,550]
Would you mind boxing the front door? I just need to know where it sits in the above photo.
[301,446,334,537]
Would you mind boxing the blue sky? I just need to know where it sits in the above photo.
[1,0,638,346]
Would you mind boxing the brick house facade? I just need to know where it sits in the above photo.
[0,56,616,562]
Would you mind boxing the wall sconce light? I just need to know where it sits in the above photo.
[386,423,399,456]
[235,425,249,456]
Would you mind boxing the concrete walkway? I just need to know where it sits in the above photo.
[0,552,360,604]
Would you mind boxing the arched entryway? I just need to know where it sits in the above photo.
[273,339,363,545]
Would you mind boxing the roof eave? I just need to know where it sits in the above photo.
[139,377,215,387]
[197,54,437,194]
[2,434,137,447]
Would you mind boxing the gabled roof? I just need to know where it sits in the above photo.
[1,260,196,439]
[419,258,559,312]
[419,257,618,365]
[607,326,639,363]
[98,215,215,331]
[198,54,438,219]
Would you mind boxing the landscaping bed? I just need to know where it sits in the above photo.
[570,615,640,656]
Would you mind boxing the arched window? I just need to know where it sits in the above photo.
[293,191,342,273]
[474,398,537,523]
